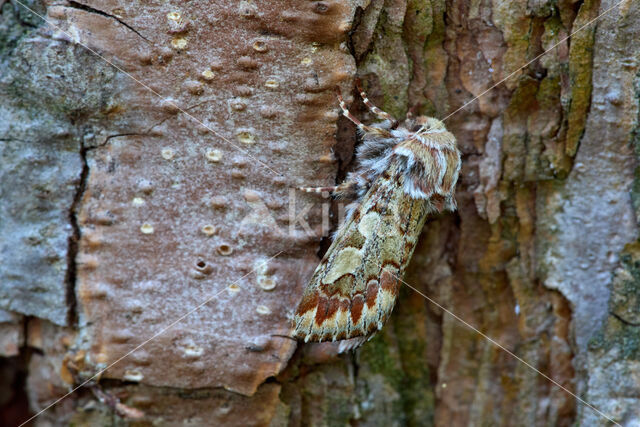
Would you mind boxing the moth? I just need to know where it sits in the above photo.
[292,80,461,345]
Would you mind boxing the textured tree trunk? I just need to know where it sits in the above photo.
[1,0,639,425]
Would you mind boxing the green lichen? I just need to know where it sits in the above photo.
[565,0,599,157]
[355,286,436,426]
[359,6,410,119]
[492,0,531,88]
[588,317,640,361]
[529,14,574,179]
[528,0,558,18]
[502,76,539,182]
[69,407,126,427]
[301,363,356,425]
[356,329,407,423]
[358,331,405,390]
[607,242,640,328]
[393,287,435,425]
[526,74,561,180]
[363,50,410,118]
[403,0,434,113]
[420,0,448,116]
[324,382,357,426]
[405,0,434,44]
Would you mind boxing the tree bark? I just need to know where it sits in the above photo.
[1,0,639,425]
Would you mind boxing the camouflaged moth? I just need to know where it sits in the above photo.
[292,80,461,346]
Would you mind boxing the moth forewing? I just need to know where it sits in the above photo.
[293,90,460,345]
[294,164,416,341]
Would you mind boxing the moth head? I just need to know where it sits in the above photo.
[409,116,446,133]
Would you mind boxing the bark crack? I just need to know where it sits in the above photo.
[65,138,89,326]
[310,6,367,259]
[84,132,152,151]
[67,1,150,43]
[609,310,640,327]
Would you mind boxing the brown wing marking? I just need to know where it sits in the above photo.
[293,162,429,342]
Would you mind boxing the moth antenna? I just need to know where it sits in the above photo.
[335,86,376,133]
[298,186,337,194]
[355,78,398,128]
[298,180,361,199]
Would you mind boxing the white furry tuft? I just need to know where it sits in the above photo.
[393,147,415,168]
[403,180,429,199]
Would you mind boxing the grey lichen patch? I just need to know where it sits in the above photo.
[630,70,640,223]
[0,11,130,326]
[607,79,640,329]
[610,243,640,326]
[4,40,120,121]
[0,0,45,59]
[592,74,640,351]
[0,135,81,325]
